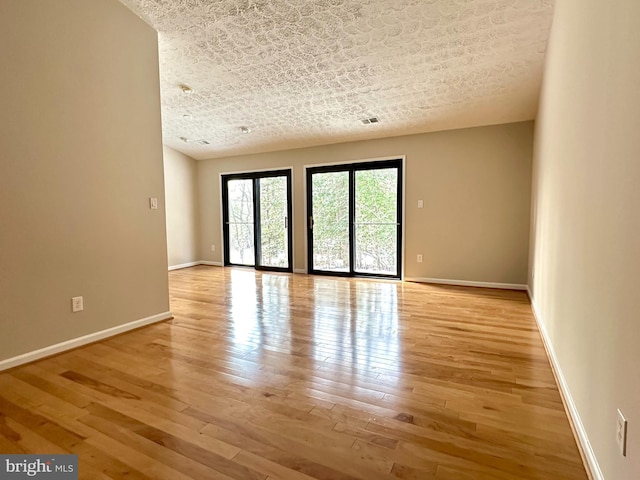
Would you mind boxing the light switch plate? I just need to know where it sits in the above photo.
[149,197,158,209]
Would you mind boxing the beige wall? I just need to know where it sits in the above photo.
[0,0,169,362]
[198,121,533,284]
[530,0,640,477]
[164,146,199,268]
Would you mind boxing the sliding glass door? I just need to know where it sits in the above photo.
[307,159,402,279]
[222,170,292,272]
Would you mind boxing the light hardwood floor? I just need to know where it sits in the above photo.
[0,266,587,479]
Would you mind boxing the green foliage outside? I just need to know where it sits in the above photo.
[312,171,351,271]
[228,179,254,264]
[354,168,398,274]
[258,177,288,268]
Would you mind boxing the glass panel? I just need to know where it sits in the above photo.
[227,179,255,265]
[355,224,397,275]
[312,171,350,272]
[258,176,288,268]
[354,168,398,275]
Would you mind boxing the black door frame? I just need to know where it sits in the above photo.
[306,159,403,279]
[222,169,293,273]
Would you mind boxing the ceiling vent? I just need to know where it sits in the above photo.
[361,117,380,125]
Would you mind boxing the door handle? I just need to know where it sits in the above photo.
[284,216,288,228]
[308,216,314,230]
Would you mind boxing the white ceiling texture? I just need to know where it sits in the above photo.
[119,0,554,160]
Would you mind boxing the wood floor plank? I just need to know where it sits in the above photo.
[79,411,237,480]
[199,420,364,480]
[0,266,588,479]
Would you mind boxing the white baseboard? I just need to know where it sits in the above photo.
[198,261,223,267]
[168,261,222,271]
[0,311,173,372]
[405,277,527,290]
[527,290,604,480]
[168,261,201,271]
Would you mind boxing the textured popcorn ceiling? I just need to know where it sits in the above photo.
[119,0,554,160]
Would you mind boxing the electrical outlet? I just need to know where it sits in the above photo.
[210,244,216,252]
[71,296,83,313]
[617,409,628,456]
[417,254,423,263]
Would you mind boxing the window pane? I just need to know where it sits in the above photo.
[355,168,397,224]
[258,176,288,268]
[312,171,350,272]
[355,224,397,275]
[228,179,255,265]
[355,168,398,275]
